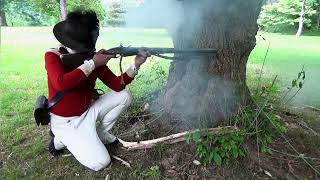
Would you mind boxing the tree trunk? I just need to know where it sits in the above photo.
[59,0,67,21]
[0,4,7,26]
[317,0,320,29]
[160,0,263,128]
[296,0,306,37]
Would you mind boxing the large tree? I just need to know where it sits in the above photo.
[0,0,10,26]
[59,0,67,21]
[161,0,263,128]
[296,0,307,36]
[0,0,7,26]
[317,0,320,28]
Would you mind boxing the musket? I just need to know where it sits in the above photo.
[60,45,217,71]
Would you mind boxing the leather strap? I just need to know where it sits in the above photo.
[47,91,65,110]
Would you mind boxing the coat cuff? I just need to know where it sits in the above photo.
[126,64,139,78]
[77,59,95,77]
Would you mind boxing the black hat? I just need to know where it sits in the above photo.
[53,10,100,52]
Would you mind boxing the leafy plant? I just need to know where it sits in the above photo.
[143,165,161,180]
[282,66,306,104]
[132,165,162,180]
[185,73,291,165]
[186,129,246,165]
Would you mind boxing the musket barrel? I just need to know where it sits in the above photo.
[145,48,217,55]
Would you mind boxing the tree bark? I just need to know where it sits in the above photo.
[0,4,7,26]
[296,0,306,36]
[59,0,67,21]
[160,0,263,128]
[317,0,320,29]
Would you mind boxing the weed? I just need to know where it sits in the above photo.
[185,74,288,165]
[281,66,306,105]
[153,144,169,160]
[186,129,245,165]
[143,165,161,180]
[132,165,162,180]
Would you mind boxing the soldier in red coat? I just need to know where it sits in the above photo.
[45,10,150,171]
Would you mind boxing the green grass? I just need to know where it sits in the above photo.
[0,27,320,179]
[0,27,173,179]
[248,32,320,107]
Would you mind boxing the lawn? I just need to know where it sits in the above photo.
[249,33,320,107]
[0,27,319,179]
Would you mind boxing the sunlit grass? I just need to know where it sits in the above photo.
[248,32,320,106]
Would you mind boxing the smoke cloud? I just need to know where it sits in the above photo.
[125,0,238,128]
[125,0,183,34]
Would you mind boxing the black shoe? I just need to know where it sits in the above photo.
[49,129,54,138]
[104,138,121,155]
[109,138,120,146]
[48,130,64,156]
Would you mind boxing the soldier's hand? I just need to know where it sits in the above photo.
[93,49,114,68]
[134,49,151,68]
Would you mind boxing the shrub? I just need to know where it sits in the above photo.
[258,0,317,33]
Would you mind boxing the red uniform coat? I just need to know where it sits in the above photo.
[45,51,133,117]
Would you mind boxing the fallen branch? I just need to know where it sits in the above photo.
[119,126,238,150]
[303,105,320,112]
[111,155,131,168]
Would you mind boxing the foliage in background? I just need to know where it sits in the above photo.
[258,0,318,32]
[3,0,106,26]
[67,0,106,23]
[3,0,56,26]
[104,0,127,27]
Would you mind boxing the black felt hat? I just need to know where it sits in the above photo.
[53,10,100,52]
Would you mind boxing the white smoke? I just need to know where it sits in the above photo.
[124,0,239,128]
[125,0,183,34]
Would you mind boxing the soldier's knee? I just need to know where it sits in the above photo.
[119,89,132,107]
[87,155,111,171]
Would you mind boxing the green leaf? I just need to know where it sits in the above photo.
[192,131,202,142]
[209,152,215,163]
[185,134,191,144]
[292,79,297,87]
[299,82,303,88]
[214,153,222,166]
[232,148,239,158]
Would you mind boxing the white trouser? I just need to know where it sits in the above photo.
[50,89,132,171]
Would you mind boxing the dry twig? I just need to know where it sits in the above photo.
[119,126,238,150]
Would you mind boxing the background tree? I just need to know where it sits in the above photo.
[296,0,307,36]
[59,0,67,21]
[317,0,320,28]
[105,0,127,27]
[258,0,317,33]
[160,0,263,128]
[2,0,56,26]
[31,0,106,25]
[67,0,106,22]
[0,0,8,26]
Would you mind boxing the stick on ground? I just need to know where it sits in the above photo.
[119,126,238,150]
